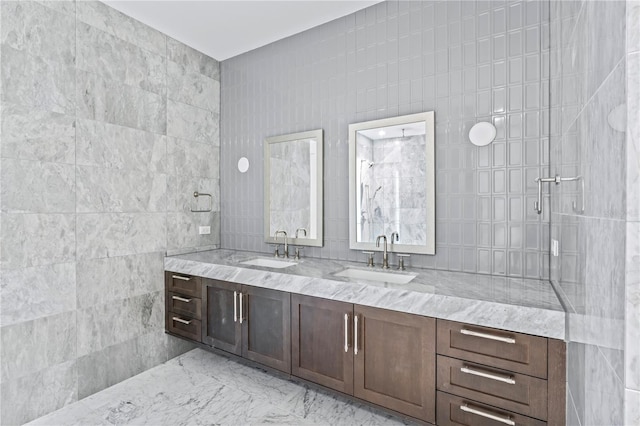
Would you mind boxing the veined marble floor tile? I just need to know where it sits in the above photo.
[27,348,410,425]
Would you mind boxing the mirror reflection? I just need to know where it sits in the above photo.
[264,129,323,247]
[349,112,435,255]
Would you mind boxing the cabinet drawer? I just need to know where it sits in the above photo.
[437,320,547,378]
[437,392,546,426]
[168,292,202,320]
[166,272,202,298]
[437,355,547,420]
[168,315,202,342]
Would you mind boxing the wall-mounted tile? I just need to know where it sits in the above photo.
[76,1,166,56]
[627,52,640,221]
[167,60,220,112]
[76,22,166,95]
[167,211,221,251]
[0,213,75,269]
[167,37,219,80]
[76,70,166,134]
[0,263,76,327]
[0,103,75,163]
[76,119,167,174]
[629,1,640,54]
[76,252,164,309]
[75,213,166,260]
[1,1,75,67]
[76,166,167,213]
[1,159,75,213]
[626,389,640,425]
[626,221,640,390]
[0,360,77,426]
[167,100,219,145]
[76,292,164,357]
[1,311,77,383]
[33,0,75,17]
[1,45,75,115]
[77,330,167,399]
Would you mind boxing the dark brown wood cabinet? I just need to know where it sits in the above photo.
[202,279,291,374]
[291,294,436,423]
[165,272,202,342]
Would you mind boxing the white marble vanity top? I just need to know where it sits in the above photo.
[165,249,566,340]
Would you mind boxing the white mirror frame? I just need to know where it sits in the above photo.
[264,129,324,247]
[348,112,435,255]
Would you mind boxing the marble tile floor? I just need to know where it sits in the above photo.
[27,348,411,426]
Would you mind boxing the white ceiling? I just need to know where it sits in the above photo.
[104,0,382,61]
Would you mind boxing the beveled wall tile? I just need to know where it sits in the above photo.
[0,45,75,115]
[167,37,219,81]
[76,22,166,95]
[76,70,166,134]
[75,213,166,260]
[76,119,167,173]
[0,213,75,269]
[76,0,166,57]
[76,166,166,213]
[167,100,219,145]
[0,311,76,382]
[0,262,76,326]
[167,137,220,179]
[0,103,75,164]
[77,330,167,399]
[76,252,164,309]
[1,159,75,213]
[76,291,164,357]
[0,0,75,67]
[167,60,220,112]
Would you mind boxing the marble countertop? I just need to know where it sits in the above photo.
[165,249,566,340]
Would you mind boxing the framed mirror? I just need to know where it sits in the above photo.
[264,129,323,247]
[348,112,435,255]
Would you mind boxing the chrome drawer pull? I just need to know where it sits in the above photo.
[344,314,349,353]
[239,293,244,324]
[172,295,192,303]
[172,275,191,281]
[233,291,238,323]
[460,366,516,385]
[460,404,515,425]
[460,328,516,344]
[354,315,359,355]
[172,317,192,325]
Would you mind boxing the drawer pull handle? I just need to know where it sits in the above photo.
[344,314,349,353]
[460,403,515,426]
[233,291,238,323]
[460,366,516,384]
[172,317,192,325]
[460,328,516,344]
[239,293,244,324]
[172,275,191,281]
[354,315,359,355]
[172,295,192,303]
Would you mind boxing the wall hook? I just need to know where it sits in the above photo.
[190,191,212,212]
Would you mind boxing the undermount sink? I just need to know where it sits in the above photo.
[239,257,298,269]
[333,267,416,284]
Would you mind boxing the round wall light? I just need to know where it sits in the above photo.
[237,157,249,173]
[469,122,497,146]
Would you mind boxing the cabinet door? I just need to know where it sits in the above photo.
[354,305,435,423]
[291,294,354,394]
[241,285,291,373]
[202,279,242,355]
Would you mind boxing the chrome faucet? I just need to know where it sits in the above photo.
[390,232,399,244]
[376,235,389,269]
[275,230,288,258]
[295,228,307,238]
[294,228,307,259]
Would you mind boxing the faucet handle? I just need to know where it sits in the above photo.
[362,251,375,267]
[397,254,410,270]
[294,247,303,260]
[271,244,280,258]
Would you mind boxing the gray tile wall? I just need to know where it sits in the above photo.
[221,0,551,278]
[0,1,220,424]
[549,0,633,424]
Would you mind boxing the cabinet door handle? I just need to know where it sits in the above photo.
[460,366,516,385]
[344,313,349,353]
[354,314,359,355]
[239,292,244,324]
[172,295,192,303]
[233,291,238,323]
[460,328,516,344]
[172,317,192,325]
[460,403,515,425]
[172,275,191,281]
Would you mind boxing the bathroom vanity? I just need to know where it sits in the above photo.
[164,250,566,425]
